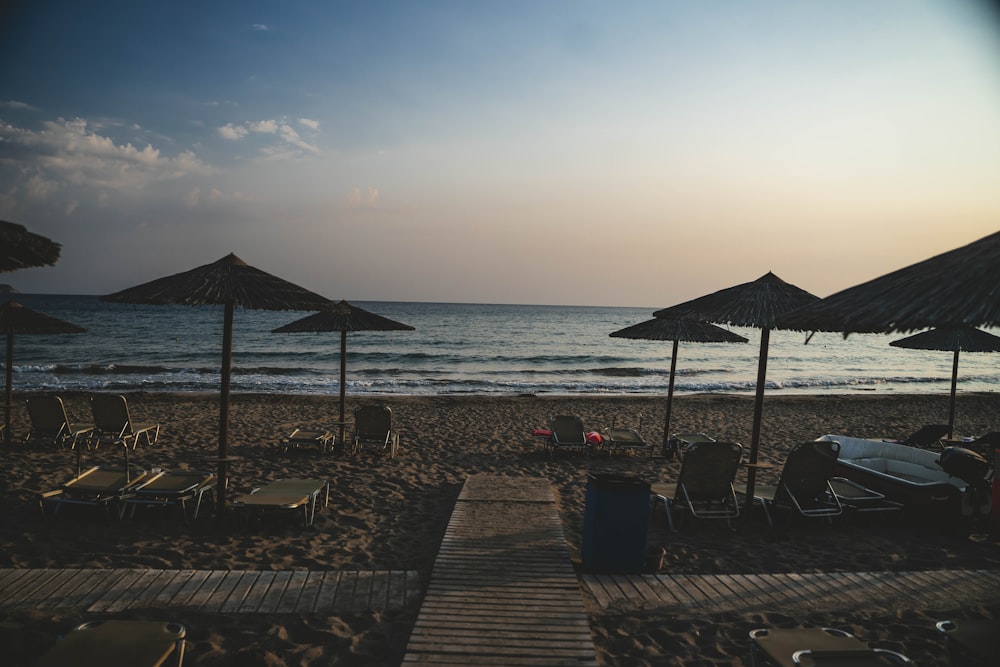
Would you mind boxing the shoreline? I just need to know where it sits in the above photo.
[1,392,998,665]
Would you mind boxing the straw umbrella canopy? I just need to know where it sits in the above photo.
[272,300,415,444]
[610,318,747,450]
[101,253,336,512]
[1,299,86,443]
[1,221,61,273]
[778,230,1000,334]
[889,325,1000,438]
[652,272,820,502]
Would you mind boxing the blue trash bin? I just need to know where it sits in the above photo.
[582,474,650,572]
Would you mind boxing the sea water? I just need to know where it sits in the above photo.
[5,294,999,397]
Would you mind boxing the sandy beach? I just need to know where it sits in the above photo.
[1,391,998,665]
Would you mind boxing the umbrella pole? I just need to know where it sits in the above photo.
[4,332,12,445]
[948,349,959,439]
[744,328,770,512]
[217,300,234,515]
[662,339,679,451]
[339,330,347,446]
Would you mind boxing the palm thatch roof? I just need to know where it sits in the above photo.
[1,221,61,273]
[3,299,86,444]
[1,299,86,335]
[101,253,334,311]
[778,231,1000,334]
[889,325,1000,353]
[273,301,414,444]
[610,318,748,343]
[272,301,415,334]
[653,272,820,328]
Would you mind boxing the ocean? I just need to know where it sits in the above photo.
[5,294,1000,397]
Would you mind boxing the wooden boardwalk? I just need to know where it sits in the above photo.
[402,474,599,666]
[581,568,1000,614]
[0,568,420,614]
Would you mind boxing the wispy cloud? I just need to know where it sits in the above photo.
[0,100,36,111]
[252,24,270,32]
[348,186,379,208]
[216,117,320,156]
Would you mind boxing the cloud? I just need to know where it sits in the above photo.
[217,123,249,140]
[0,116,213,203]
[0,100,35,111]
[252,24,270,31]
[347,186,379,208]
[215,117,320,156]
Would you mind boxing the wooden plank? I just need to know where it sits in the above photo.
[256,571,293,613]
[152,570,196,607]
[239,571,277,613]
[53,569,107,609]
[275,570,309,613]
[313,571,341,613]
[0,570,54,606]
[170,570,212,608]
[122,570,174,611]
[75,570,132,610]
[295,570,324,613]
[201,571,245,612]
[87,569,147,613]
[187,570,228,609]
[332,571,357,611]
[386,570,406,609]
[220,571,259,614]
[19,569,78,609]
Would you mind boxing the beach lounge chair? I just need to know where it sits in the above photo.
[750,441,844,527]
[32,619,186,667]
[351,405,399,457]
[122,470,216,520]
[750,627,913,666]
[650,440,743,531]
[280,428,335,455]
[894,423,950,448]
[90,394,159,450]
[24,396,93,449]
[936,618,999,665]
[233,478,329,526]
[39,465,152,519]
[602,414,651,456]
[546,414,591,458]
[667,431,716,459]
[828,477,903,518]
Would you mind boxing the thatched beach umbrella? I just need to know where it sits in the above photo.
[652,272,820,503]
[778,230,1000,334]
[610,318,748,450]
[889,325,1000,438]
[1,300,86,443]
[1,220,61,273]
[272,301,415,444]
[102,253,335,512]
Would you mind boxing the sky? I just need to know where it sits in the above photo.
[1,1,999,308]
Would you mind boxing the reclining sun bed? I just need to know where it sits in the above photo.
[39,466,152,519]
[750,626,913,666]
[122,470,216,520]
[233,478,330,526]
[33,619,186,667]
